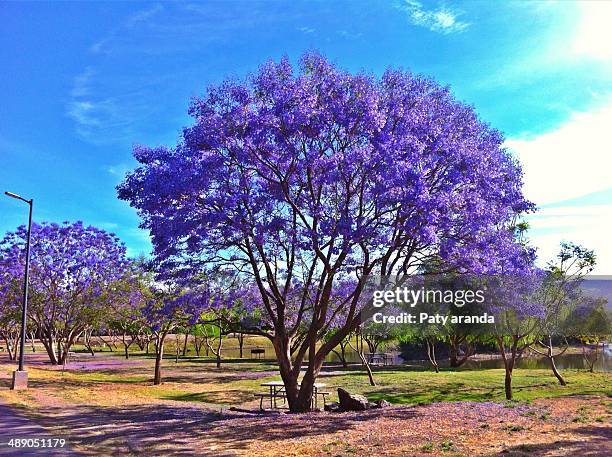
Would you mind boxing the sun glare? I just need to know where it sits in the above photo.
[573,1,612,61]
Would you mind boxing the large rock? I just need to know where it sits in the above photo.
[375,399,391,408]
[324,401,341,413]
[337,388,370,411]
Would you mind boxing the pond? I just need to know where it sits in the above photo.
[322,346,612,372]
[210,336,611,372]
[462,350,611,372]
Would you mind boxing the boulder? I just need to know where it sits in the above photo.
[375,399,391,408]
[337,388,370,411]
[324,401,341,413]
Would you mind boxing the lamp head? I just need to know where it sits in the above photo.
[4,191,31,203]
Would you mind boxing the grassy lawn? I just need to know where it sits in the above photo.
[1,350,610,410]
[327,366,611,404]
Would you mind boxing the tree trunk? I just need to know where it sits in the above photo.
[1,333,19,361]
[496,335,519,400]
[194,337,202,356]
[274,336,303,411]
[238,333,244,358]
[122,332,130,359]
[272,334,327,413]
[40,328,59,365]
[549,355,566,386]
[29,331,36,352]
[340,340,348,368]
[347,336,376,385]
[448,336,472,368]
[504,368,513,400]
[182,332,189,357]
[426,338,439,373]
[215,334,223,368]
[154,339,164,385]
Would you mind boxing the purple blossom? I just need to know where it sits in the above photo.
[117,52,536,411]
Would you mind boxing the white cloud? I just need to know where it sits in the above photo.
[398,0,469,34]
[572,1,612,61]
[506,101,612,206]
[527,204,612,274]
[508,100,612,274]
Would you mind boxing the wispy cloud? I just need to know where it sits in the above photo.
[66,97,137,144]
[91,3,164,54]
[125,3,164,28]
[397,0,470,34]
[297,26,315,34]
[70,67,95,97]
[106,163,133,181]
[338,29,363,39]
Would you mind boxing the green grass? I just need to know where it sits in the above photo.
[2,350,610,410]
[318,366,611,405]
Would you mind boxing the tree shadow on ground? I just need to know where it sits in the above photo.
[368,382,499,404]
[496,425,611,456]
[28,404,418,455]
[160,389,256,404]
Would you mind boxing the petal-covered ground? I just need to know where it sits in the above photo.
[1,351,610,456]
[0,396,609,456]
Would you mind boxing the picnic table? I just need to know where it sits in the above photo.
[257,381,329,410]
[366,352,394,366]
[250,347,265,359]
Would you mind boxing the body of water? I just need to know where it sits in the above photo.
[323,346,611,372]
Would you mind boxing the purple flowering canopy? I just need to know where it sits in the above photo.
[0,221,130,364]
[0,252,23,359]
[118,53,534,411]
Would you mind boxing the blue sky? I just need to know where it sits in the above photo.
[1,1,611,271]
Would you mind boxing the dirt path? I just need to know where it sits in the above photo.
[0,400,81,456]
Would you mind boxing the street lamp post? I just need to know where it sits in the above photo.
[5,191,33,390]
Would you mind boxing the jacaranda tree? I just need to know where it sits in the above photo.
[0,221,130,364]
[119,53,534,411]
[143,285,208,385]
[0,258,22,360]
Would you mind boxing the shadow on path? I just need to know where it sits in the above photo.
[15,403,418,456]
[0,401,82,456]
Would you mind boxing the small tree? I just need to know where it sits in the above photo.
[107,268,151,359]
[361,321,396,354]
[0,269,21,361]
[530,243,596,385]
[324,328,352,368]
[144,285,209,385]
[491,272,543,401]
[570,299,611,372]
